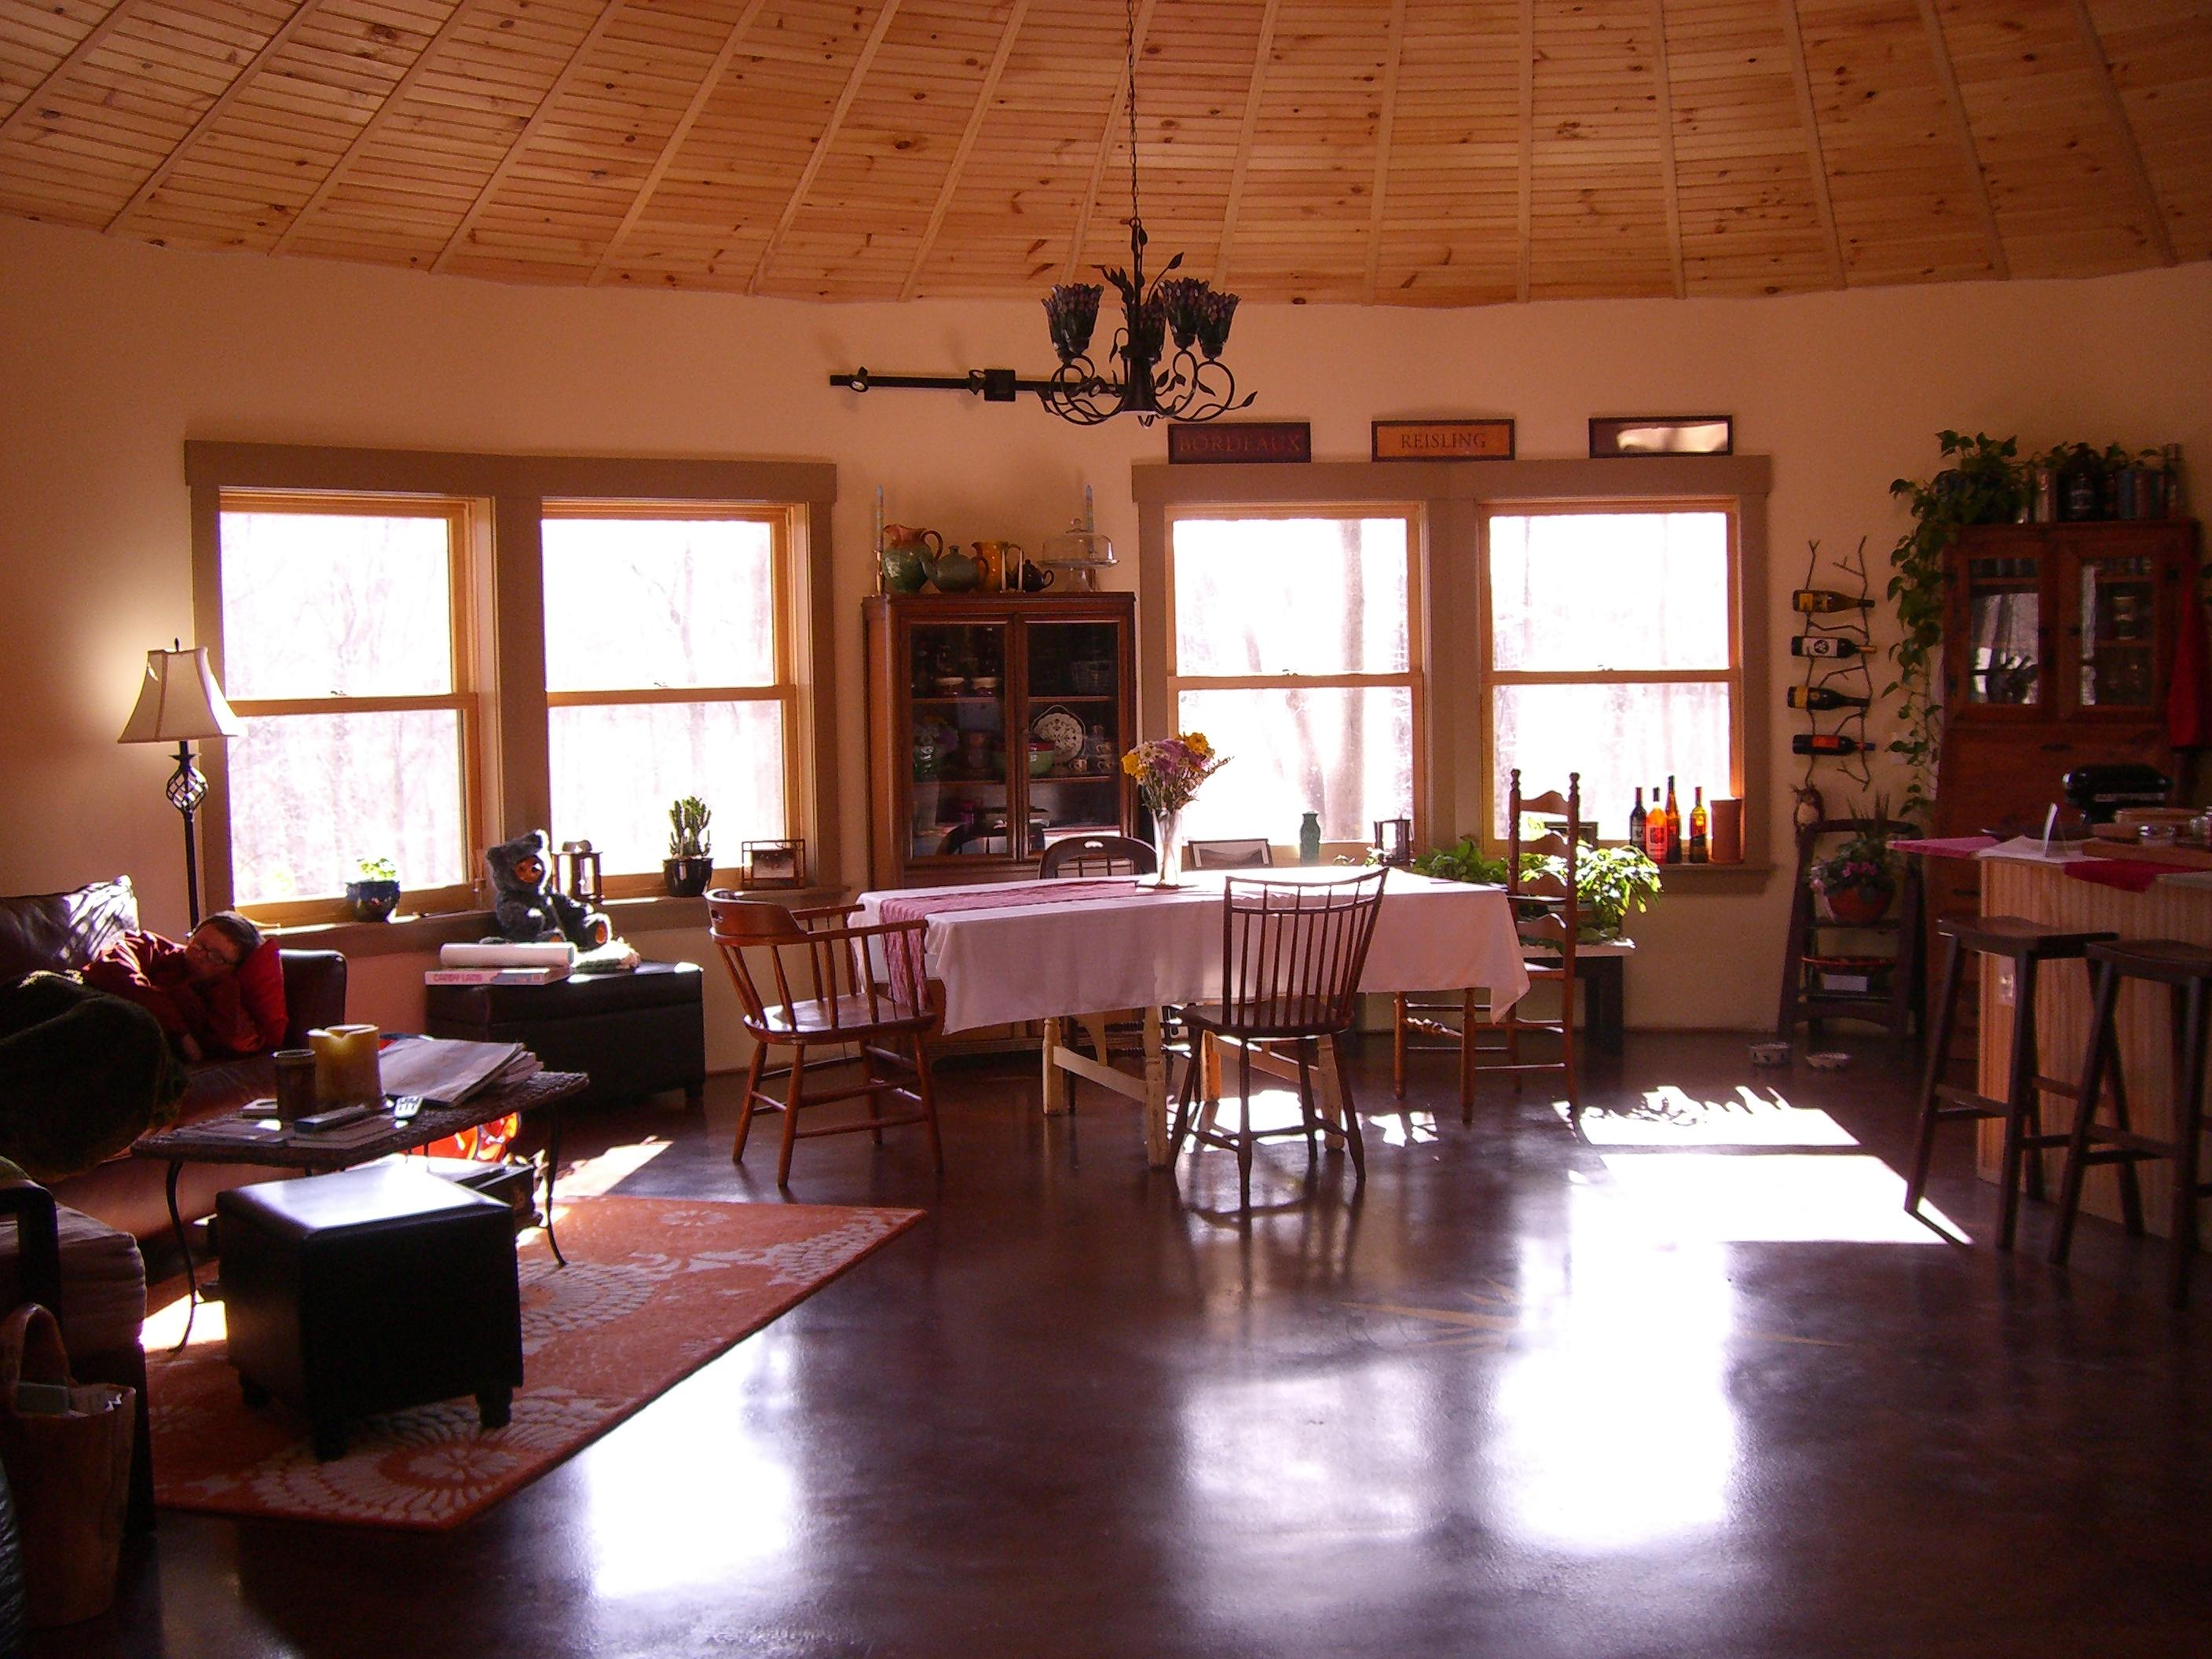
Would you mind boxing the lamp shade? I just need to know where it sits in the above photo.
[117,646,242,744]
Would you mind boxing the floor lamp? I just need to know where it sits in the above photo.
[119,643,242,928]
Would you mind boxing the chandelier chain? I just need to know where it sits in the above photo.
[1125,0,1141,237]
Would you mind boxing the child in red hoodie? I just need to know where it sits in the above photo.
[81,910,286,1062]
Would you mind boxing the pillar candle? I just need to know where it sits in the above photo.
[310,1024,383,1106]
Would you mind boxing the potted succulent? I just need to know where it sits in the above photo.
[1809,809,1901,925]
[664,796,714,897]
[346,856,401,922]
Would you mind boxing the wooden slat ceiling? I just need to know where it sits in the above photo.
[0,0,2204,303]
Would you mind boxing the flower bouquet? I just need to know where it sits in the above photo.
[1122,732,1229,887]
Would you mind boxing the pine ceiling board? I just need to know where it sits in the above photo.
[125,3,432,249]
[1664,0,1830,294]
[458,4,727,266]
[1381,0,1522,301]
[771,0,1005,289]
[2090,0,2212,258]
[915,0,1126,291]
[1794,0,1994,284]
[1936,0,2154,275]
[1525,0,1672,299]
[0,0,113,104]
[303,0,601,259]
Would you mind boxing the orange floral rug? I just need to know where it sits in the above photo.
[147,1196,921,1530]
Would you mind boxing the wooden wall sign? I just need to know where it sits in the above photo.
[1166,422,1312,465]
[1371,419,1515,461]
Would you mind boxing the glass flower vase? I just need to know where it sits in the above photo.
[1150,807,1186,888]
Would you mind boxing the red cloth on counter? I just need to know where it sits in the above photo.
[2062,860,2167,894]
[2169,588,2211,749]
[79,931,286,1057]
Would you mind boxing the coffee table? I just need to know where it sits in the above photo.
[132,1069,589,1345]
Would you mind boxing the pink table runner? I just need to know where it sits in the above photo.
[878,879,1144,1005]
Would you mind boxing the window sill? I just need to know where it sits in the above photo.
[269,886,852,960]
[1654,862,1773,895]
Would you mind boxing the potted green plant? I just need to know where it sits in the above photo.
[1404,836,1661,942]
[346,856,401,922]
[664,796,714,897]
[1808,810,1901,925]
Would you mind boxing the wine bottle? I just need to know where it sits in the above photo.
[1792,589,1872,614]
[1643,783,1670,862]
[1792,732,1861,756]
[1664,775,1683,866]
[1790,635,1861,659]
[1628,786,1646,852]
[1688,787,1708,863]
[1787,684,1871,711]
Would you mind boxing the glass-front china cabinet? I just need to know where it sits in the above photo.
[863,593,1137,889]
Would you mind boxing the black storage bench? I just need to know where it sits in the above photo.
[218,1163,524,1460]
[425,960,707,1109]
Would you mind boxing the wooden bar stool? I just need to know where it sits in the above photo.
[2049,939,2210,1307]
[1906,916,2116,1248]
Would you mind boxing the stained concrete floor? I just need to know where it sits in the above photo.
[43,1031,2212,1659]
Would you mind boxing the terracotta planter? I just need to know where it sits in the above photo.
[1821,882,1893,926]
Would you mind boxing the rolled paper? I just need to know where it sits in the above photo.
[439,941,574,969]
[310,1023,383,1106]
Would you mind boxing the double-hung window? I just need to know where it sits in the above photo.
[217,493,479,918]
[1165,510,1422,842]
[1482,504,1740,838]
[542,505,797,890]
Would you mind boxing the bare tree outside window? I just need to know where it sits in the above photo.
[1169,515,1417,842]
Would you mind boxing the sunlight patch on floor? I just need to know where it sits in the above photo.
[1563,1083,1859,1148]
[559,1135,672,1197]
[1598,1152,1955,1244]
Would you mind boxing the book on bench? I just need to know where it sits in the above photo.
[423,966,569,986]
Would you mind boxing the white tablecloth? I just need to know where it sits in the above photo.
[857,870,1530,1035]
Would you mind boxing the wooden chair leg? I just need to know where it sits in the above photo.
[2168,978,2207,1308]
[1560,971,1579,1115]
[1333,1032,1365,1181]
[2053,960,2121,1266]
[1170,1039,1204,1157]
[1392,994,1408,1099]
[1458,987,1477,1121]
[1906,932,1965,1214]
[911,1031,945,1173]
[1998,955,2041,1252]
[732,1042,769,1164]
[1297,1040,1320,1162]
[1236,1044,1255,1210]
[775,1043,809,1187]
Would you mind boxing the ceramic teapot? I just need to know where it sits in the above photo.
[928,543,983,594]
[881,524,942,595]
[1015,557,1057,594]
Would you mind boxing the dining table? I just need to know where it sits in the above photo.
[855,867,1531,1168]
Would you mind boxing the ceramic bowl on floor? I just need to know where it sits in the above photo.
[1804,1050,1851,1070]
[1748,1040,1792,1067]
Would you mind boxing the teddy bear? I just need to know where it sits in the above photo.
[484,830,612,950]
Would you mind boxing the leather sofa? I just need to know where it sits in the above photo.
[0,877,346,1242]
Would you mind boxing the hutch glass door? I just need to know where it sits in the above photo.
[2075,551,2157,711]
[1962,551,2043,709]
[909,621,1014,861]
[1025,618,1125,846]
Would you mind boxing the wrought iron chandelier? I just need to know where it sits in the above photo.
[1038,0,1254,427]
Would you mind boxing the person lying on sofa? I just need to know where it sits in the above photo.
[79,910,285,1062]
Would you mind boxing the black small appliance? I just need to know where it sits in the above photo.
[2061,764,2171,824]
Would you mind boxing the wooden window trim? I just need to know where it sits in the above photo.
[1478,498,1745,848]
[1133,456,1771,879]
[1161,504,1427,848]
[189,445,840,926]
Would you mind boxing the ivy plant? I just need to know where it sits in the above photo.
[1884,431,2027,822]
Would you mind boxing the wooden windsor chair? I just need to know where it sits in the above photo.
[1170,870,1389,1209]
[1037,833,1156,879]
[705,893,945,1187]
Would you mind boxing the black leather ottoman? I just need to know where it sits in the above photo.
[217,1164,524,1460]
[425,960,706,1109]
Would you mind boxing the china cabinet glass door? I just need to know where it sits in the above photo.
[1025,619,1126,848]
[1962,552,2043,709]
[2074,552,2157,711]
[908,621,1013,861]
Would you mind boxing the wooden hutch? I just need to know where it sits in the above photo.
[862,592,1137,891]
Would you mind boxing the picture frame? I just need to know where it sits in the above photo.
[741,838,807,890]
[1588,415,1734,457]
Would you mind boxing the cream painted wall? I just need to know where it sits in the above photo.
[4,214,2207,1046]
